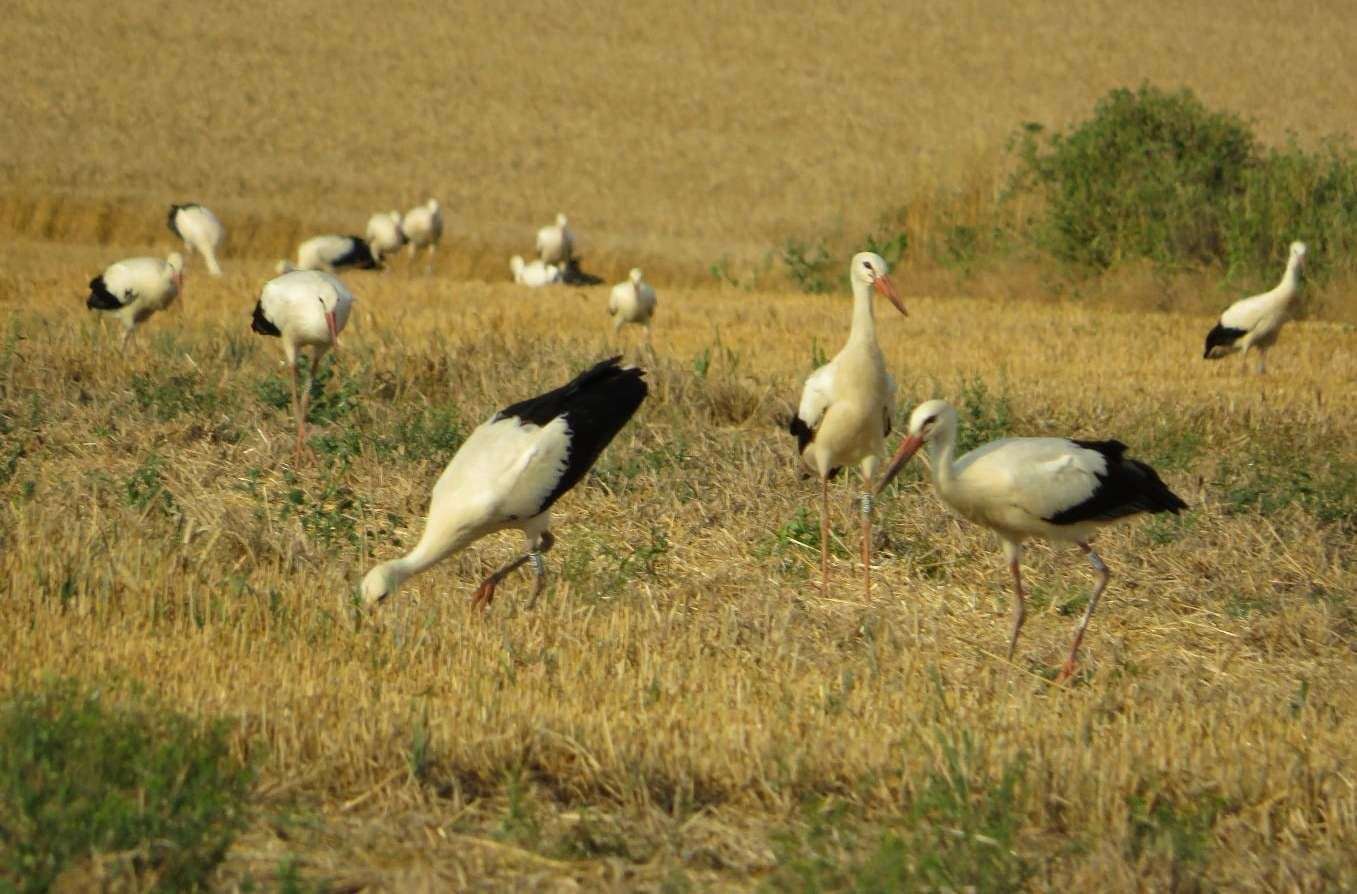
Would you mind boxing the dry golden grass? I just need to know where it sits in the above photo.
[4,2,1357,889]
[2,241,1357,887]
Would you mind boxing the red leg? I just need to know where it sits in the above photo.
[1057,544,1110,683]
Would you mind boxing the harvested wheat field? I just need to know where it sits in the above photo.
[4,0,1357,890]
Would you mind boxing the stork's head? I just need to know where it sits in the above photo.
[1289,241,1308,267]
[427,198,440,212]
[849,251,906,316]
[361,562,401,607]
[875,400,958,495]
[556,212,568,228]
[510,255,525,276]
[629,267,644,284]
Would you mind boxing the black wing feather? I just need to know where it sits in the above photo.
[331,237,381,270]
[1203,323,1247,359]
[166,203,198,240]
[497,356,648,513]
[85,275,122,310]
[1046,439,1187,525]
[251,299,281,337]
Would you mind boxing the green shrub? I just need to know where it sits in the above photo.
[0,680,252,892]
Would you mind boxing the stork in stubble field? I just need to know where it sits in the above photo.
[167,203,225,277]
[285,235,381,274]
[608,268,657,344]
[365,210,407,263]
[536,213,574,265]
[1204,240,1307,374]
[788,252,907,600]
[85,252,184,350]
[250,270,354,460]
[402,199,443,271]
[875,400,1187,681]
[361,357,648,611]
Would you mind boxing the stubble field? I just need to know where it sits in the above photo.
[3,1,1357,890]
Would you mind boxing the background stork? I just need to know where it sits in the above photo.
[1204,240,1307,373]
[365,210,407,263]
[250,269,354,460]
[85,252,184,350]
[608,268,657,345]
[288,235,381,273]
[361,357,648,611]
[402,199,443,271]
[167,203,225,277]
[536,213,574,265]
[876,399,1187,681]
[788,252,907,600]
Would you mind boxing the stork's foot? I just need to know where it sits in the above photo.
[470,578,498,612]
[1054,658,1078,684]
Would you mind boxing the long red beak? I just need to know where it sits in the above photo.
[875,433,924,496]
[873,274,907,316]
[324,308,340,348]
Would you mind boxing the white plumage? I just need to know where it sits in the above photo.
[401,198,443,270]
[876,399,1187,680]
[536,212,574,265]
[167,204,225,277]
[365,210,407,262]
[250,270,354,459]
[608,268,657,337]
[1203,241,1307,373]
[788,252,907,600]
[361,358,648,611]
[510,255,562,287]
[288,235,380,273]
[86,252,184,350]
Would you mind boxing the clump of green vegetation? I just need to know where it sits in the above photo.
[954,376,1013,455]
[130,373,227,422]
[1125,785,1224,889]
[125,451,175,513]
[0,680,253,892]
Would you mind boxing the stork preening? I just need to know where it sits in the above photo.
[536,213,574,265]
[250,270,354,460]
[1204,241,1307,374]
[85,252,184,350]
[788,252,907,600]
[167,203,225,277]
[875,400,1187,681]
[286,235,381,274]
[365,210,407,263]
[510,255,562,287]
[401,199,443,271]
[608,268,657,343]
[361,357,648,611]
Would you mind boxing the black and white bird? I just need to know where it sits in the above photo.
[361,357,648,611]
[250,269,354,459]
[536,212,574,265]
[167,203,225,277]
[85,252,184,350]
[875,399,1187,681]
[365,210,407,262]
[1204,240,1307,373]
[401,199,443,271]
[789,252,906,600]
[282,235,381,274]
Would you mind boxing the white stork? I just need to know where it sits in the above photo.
[401,199,443,270]
[85,252,184,350]
[361,357,648,611]
[788,251,907,600]
[1204,240,1307,373]
[286,235,381,274]
[510,255,562,287]
[536,213,574,265]
[608,268,657,342]
[167,203,225,277]
[365,210,407,262]
[875,399,1187,681]
[250,270,354,459]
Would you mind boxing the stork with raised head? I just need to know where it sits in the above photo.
[250,270,354,460]
[289,235,381,273]
[167,203,225,277]
[510,255,562,287]
[1204,240,1307,373]
[361,357,648,611]
[608,268,657,343]
[788,252,906,600]
[365,210,407,263]
[536,213,574,265]
[85,252,184,350]
[876,399,1187,681]
[401,199,443,271]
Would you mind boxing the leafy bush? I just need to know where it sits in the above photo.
[0,681,252,891]
[1011,83,1357,282]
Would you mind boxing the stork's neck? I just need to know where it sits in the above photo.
[848,279,877,344]
[386,523,473,587]
[926,428,959,495]
[1279,259,1303,295]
